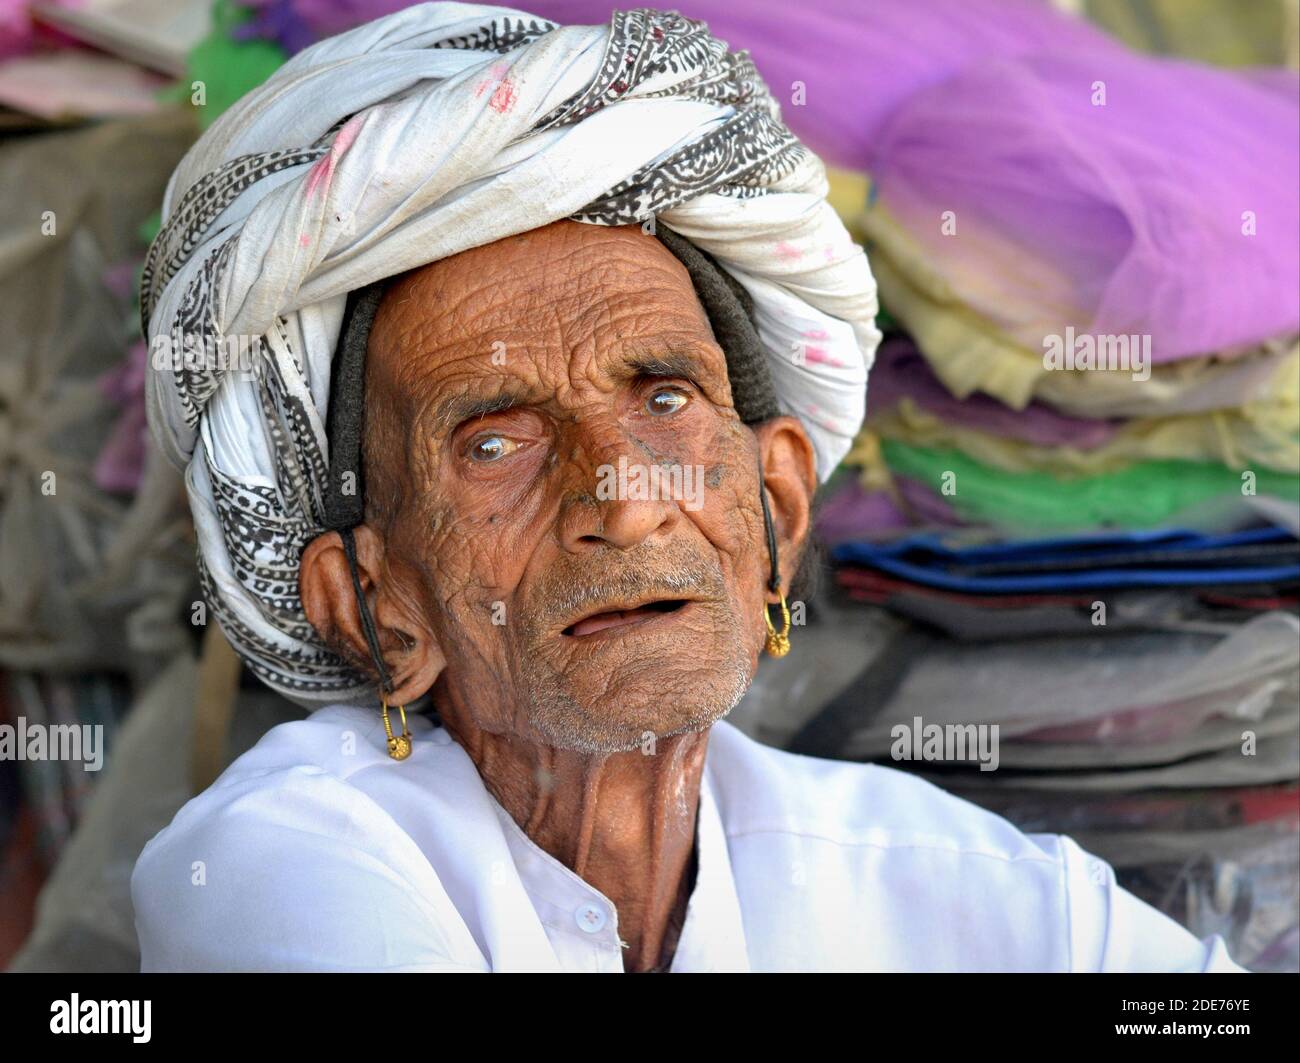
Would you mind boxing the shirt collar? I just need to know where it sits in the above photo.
[670,762,751,972]
[486,737,751,973]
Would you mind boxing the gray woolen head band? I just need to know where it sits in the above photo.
[321,227,785,692]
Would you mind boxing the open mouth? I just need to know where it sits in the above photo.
[562,598,690,638]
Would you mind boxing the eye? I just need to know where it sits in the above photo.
[467,434,520,463]
[645,387,689,416]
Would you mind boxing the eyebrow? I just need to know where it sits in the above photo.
[431,389,528,436]
[427,341,716,434]
[625,351,706,382]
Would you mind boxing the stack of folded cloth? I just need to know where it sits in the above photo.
[815,0,1300,793]
[825,0,1300,538]
[778,595,1300,968]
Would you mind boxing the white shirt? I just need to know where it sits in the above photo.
[131,705,1243,972]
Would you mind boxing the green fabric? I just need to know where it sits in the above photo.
[162,0,287,129]
[880,438,1300,531]
[138,213,161,246]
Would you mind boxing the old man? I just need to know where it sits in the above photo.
[131,3,1241,972]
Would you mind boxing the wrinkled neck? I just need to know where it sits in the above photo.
[440,705,708,972]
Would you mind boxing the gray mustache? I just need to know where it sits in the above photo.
[550,569,713,619]
[530,548,727,631]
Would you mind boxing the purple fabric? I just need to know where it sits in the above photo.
[816,475,960,542]
[234,1,1300,362]
[871,49,1300,362]
[235,0,411,53]
[867,336,1121,449]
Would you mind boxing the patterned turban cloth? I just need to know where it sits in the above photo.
[142,2,881,706]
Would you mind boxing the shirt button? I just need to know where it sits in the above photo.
[432,728,452,747]
[574,902,608,934]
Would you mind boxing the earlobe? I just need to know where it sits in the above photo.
[299,527,445,703]
[753,416,817,598]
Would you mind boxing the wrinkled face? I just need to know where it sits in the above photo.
[360,221,793,753]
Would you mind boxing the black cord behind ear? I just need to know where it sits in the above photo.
[323,279,392,690]
[757,454,781,595]
[339,526,393,693]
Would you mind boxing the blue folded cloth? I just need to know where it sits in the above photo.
[831,527,1300,593]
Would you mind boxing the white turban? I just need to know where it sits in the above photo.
[142,2,880,705]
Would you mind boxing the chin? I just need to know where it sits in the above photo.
[523,655,753,754]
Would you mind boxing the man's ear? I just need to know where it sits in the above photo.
[752,416,817,601]
[299,525,444,704]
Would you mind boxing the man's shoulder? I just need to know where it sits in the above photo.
[135,703,460,867]
[132,705,419,904]
[130,705,485,971]
[705,722,1242,972]
[706,719,1062,867]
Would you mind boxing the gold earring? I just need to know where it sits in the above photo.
[764,589,792,657]
[382,692,413,761]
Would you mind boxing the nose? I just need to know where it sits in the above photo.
[557,425,679,554]
[560,489,677,553]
